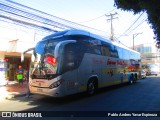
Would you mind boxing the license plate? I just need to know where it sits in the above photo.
[37,88,43,92]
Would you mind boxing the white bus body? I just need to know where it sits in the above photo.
[28,29,141,97]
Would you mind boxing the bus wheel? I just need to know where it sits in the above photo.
[87,80,96,95]
[133,74,137,83]
[129,75,133,85]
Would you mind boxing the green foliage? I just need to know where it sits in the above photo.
[114,0,160,48]
[114,0,143,13]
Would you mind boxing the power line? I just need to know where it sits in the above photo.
[118,13,138,33]
[0,2,74,30]
[126,17,147,35]
[78,8,116,23]
[117,12,144,38]
[4,0,108,36]
[79,15,105,23]
[0,17,52,36]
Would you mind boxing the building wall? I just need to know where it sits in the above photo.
[0,51,31,81]
[0,51,5,59]
[134,44,160,68]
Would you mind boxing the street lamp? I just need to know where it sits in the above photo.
[133,32,143,50]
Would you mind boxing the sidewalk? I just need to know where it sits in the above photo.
[0,80,28,100]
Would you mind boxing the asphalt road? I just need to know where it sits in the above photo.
[1,76,160,120]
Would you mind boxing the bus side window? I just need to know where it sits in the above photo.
[83,38,102,55]
[91,39,102,55]
[64,44,76,67]
[66,51,75,68]
[117,47,123,59]
[123,49,129,60]
[93,46,102,55]
[114,46,119,58]
[101,46,110,56]
[107,43,116,58]
[62,43,80,73]
[109,45,119,58]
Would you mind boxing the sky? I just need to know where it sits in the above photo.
[0,0,156,51]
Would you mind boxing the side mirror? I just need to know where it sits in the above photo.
[31,54,35,62]
[21,53,24,62]
[30,63,34,68]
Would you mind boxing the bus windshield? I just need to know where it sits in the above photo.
[30,34,97,79]
[31,36,67,79]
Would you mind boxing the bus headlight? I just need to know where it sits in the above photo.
[49,80,63,89]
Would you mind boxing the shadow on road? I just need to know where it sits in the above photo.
[6,76,160,111]
[9,80,140,106]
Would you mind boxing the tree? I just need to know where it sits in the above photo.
[114,0,160,48]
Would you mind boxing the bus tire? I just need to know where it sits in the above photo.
[87,79,97,95]
[129,74,133,85]
[134,73,137,83]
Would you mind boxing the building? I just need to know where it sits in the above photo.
[0,40,33,82]
[134,43,160,67]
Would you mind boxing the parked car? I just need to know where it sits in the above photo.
[143,64,159,76]
[141,70,146,79]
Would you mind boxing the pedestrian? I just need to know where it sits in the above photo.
[16,65,24,87]
[25,69,31,98]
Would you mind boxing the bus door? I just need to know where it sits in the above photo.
[61,42,79,95]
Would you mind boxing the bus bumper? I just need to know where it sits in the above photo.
[29,85,64,97]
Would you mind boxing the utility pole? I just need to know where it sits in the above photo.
[105,12,118,40]
[133,32,143,50]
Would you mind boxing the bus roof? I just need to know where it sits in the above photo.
[41,29,139,54]
[112,41,140,54]
[42,29,111,42]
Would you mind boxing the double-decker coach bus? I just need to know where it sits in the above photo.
[27,29,141,97]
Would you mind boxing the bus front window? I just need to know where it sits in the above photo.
[31,41,59,80]
[30,35,77,79]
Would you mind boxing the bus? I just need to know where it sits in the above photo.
[26,29,141,97]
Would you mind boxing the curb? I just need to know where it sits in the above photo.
[5,93,27,100]
[0,83,18,87]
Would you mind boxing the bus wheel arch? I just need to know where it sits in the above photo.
[87,77,98,95]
